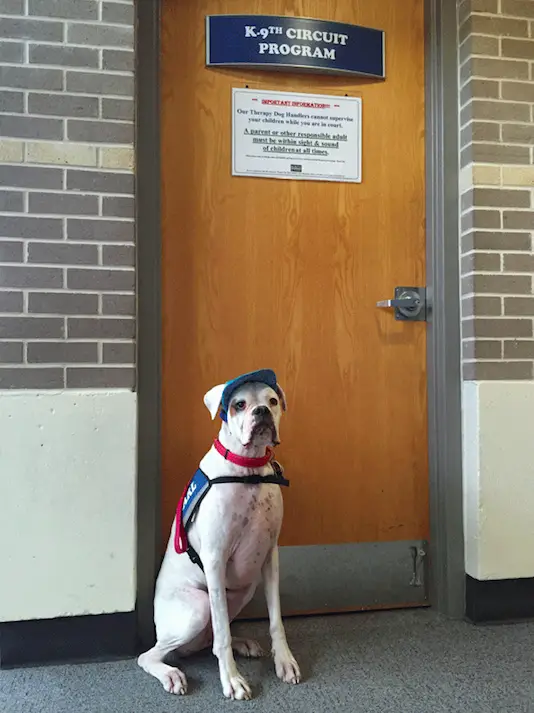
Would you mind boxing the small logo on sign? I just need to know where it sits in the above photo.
[290,164,302,173]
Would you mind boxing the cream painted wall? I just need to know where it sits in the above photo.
[463,381,534,581]
[0,391,137,622]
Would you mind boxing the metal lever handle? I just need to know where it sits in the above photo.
[376,287,427,322]
[376,296,420,309]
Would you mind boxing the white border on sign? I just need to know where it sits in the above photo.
[231,88,362,184]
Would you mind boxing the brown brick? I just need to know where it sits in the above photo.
[66,367,135,389]
[470,143,530,165]
[0,367,64,389]
[462,210,501,231]
[466,16,529,39]
[502,166,534,186]
[456,0,472,27]
[501,0,534,18]
[461,122,500,145]
[462,295,502,316]
[463,99,531,123]
[505,297,534,315]
[502,80,534,102]
[462,252,501,273]
[460,147,472,168]
[0,342,23,364]
[464,188,531,209]
[67,268,134,292]
[461,190,473,212]
[503,211,534,230]
[472,165,501,185]
[504,340,534,358]
[27,341,98,364]
[0,316,64,339]
[463,57,530,80]
[0,291,23,313]
[463,339,503,359]
[459,0,499,26]
[503,254,534,272]
[462,273,532,294]
[463,361,533,379]
[473,124,502,143]
[472,34,500,53]
[28,292,98,315]
[461,231,532,253]
[502,123,534,144]
[463,317,533,337]
[101,294,135,316]
[502,38,534,59]
[460,37,500,66]
[460,79,500,105]
[102,342,135,364]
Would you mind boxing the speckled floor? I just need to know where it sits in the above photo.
[2,609,533,713]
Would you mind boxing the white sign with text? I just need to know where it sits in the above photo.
[232,88,362,183]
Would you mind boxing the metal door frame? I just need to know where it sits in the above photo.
[135,0,464,647]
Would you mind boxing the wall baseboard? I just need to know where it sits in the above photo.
[466,574,534,623]
[0,612,137,668]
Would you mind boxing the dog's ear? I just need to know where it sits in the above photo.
[203,383,226,420]
[275,383,287,412]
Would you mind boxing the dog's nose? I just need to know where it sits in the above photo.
[253,405,270,417]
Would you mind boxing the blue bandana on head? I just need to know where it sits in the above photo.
[219,369,278,422]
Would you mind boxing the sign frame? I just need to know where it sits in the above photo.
[206,14,385,80]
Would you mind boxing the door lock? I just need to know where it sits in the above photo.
[376,286,427,321]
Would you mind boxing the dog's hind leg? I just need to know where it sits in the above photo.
[138,641,189,695]
[227,584,265,658]
[138,589,211,695]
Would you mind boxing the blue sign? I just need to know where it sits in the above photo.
[206,15,385,79]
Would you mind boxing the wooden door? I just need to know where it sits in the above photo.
[161,0,428,613]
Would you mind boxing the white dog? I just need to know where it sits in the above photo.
[138,369,301,700]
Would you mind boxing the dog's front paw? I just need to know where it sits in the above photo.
[232,637,265,658]
[274,650,301,685]
[222,671,252,700]
[162,667,188,695]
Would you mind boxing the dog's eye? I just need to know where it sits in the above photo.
[270,398,278,407]
[234,400,246,411]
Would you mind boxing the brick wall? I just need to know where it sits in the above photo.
[0,0,135,389]
[459,0,534,380]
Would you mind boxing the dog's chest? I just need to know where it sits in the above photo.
[202,483,282,586]
[232,483,281,537]
[228,485,282,584]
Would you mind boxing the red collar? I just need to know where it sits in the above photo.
[213,438,273,468]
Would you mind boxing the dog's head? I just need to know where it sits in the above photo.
[203,369,286,448]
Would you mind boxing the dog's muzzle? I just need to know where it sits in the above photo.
[250,406,277,442]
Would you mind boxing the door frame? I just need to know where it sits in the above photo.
[135,0,464,648]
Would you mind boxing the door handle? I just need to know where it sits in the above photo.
[376,287,427,321]
[376,296,420,309]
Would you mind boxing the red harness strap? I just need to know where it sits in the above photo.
[174,484,189,554]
